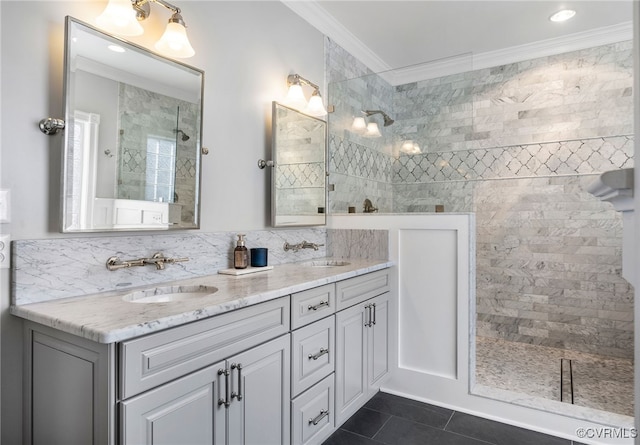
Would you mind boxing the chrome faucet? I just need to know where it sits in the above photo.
[106,252,189,271]
[283,241,325,252]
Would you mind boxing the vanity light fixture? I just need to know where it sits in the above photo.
[549,9,576,22]
[351,117,367,133]
[364,122,382,138]
[351,109,394,138]
[285,74,328,117]
[96,0,195,58]
[401,140,422,154]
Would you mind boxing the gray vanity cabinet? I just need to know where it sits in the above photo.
[121,335,290,445]
[23,267,391,445]
[121,362,226,444]
[226,335,291,444]
[335,291,390,427]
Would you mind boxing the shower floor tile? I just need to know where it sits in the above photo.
[475,336,633,417]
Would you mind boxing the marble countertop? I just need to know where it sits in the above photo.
[10,258,393,344]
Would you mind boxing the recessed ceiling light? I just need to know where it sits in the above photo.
[107,44,125,53]
[549,9,576,22]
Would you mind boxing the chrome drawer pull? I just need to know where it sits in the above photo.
[372,303,377,325]
[217,368,230,408]
[364,303,372,327]
[231,363,243,401]
[308,300,329,311]
[308,347,329,361]
[308,409,329,426]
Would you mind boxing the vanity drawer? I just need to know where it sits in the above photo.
[119,296,290,399]
[291,374,335,445]
[291,283,336,329]
[291,316,334,397]
[336,269,390,311]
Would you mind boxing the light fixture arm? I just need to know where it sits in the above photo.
[287,74,320,93]
[133,0,181,21]
[363,109,394,127]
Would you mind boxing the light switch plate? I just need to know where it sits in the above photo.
[0,190,10,223]
[0,234,9,269]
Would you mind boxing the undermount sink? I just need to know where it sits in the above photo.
[122,285,218,303]
[301,260,350,267]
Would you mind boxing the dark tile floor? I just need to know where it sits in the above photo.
[323,392,587,445]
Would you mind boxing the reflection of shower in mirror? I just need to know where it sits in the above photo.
[175,129,190,141]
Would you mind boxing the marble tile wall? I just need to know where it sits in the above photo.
[327,229,389,260]
[394,41,632,153]
[327,38,634,358]
[326,38,395,212]
[474,176,633,359]
[13,228,327,305]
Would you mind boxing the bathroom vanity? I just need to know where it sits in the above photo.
[13,259,392,445]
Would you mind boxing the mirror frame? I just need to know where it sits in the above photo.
[271,101,327,227]
[61,16,205,232]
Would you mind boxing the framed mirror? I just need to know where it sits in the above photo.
[271,102,327,227]
[61,17,204,232]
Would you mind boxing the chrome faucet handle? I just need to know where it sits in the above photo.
[165,257,189,264]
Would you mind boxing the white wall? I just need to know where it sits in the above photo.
[0,1,324,442]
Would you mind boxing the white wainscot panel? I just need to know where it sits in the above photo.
[398,228,457,379]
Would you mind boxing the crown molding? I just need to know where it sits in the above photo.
[282,1,632,86]
[391,21,632,84]
[281,0,392,74]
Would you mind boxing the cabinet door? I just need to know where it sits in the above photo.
[334,303,367,426]
[227,335,291,445]
[368,292,390,393]
[121,362,225,445]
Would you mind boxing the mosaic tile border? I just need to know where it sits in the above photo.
[329,134,393,183]
[276,163,325,188]
[393,135,634,183]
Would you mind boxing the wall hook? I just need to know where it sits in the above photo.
[39,118,65,135]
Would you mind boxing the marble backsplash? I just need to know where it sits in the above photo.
[13,228,325,305]
[327,229,389,260]
[12,228,390,306]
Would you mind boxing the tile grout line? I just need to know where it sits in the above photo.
[442,410,456,431]
[370,414,394,442]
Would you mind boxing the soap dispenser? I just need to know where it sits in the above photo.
[234,234,249,269]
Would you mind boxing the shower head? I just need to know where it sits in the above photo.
[175,129,190,141]
[363,110,394,126]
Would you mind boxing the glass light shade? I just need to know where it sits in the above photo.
[305,95,328,117]
[549,9,576,22]
[96,0,143,36]
[364,122,382,138]
[401,140,422,154]
[351,117,367,133]
[155,22,196,58]
[285,84,308,111]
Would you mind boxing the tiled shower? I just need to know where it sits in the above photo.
[326,37,634,419]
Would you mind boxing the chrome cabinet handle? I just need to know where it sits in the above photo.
[218,368,230,408]
[308,347,329,361]
[231,363,243,401]
[308,300,329,311]
[308,409,329,426]
[364,304,372,327]
[372,303,376,325]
